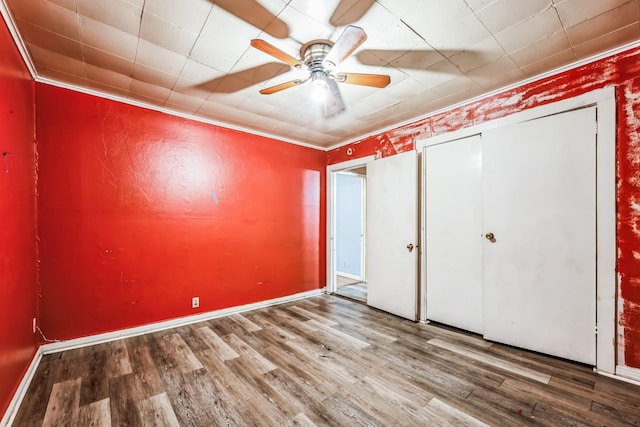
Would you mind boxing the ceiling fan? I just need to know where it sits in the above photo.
[250,25,391,116]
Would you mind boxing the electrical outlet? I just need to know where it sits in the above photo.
[32,318,36,334]
[192,297,200,309]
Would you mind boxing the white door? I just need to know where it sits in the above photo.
[482,107,597,365]
[425,135,483,334]
[366,150,418,320]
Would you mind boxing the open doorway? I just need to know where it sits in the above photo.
[327,156,374,303]
[334,167,366,302]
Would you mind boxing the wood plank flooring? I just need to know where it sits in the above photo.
[335,282,367,303]
[13,295,640,426]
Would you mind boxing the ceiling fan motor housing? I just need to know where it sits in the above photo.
[301,40,334,83]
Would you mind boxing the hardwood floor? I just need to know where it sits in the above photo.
[13,295,640,426]
[334,283,367,303]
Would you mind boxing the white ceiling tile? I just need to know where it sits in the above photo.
[28,44,86,76]
[37,66,87,87]
[351,2,404,47]
[144,0,212,33]
[45,0,76,11]
[17,19,83,60]
[401,0,475,41]
[179,59,226,84]
[132,63,179,89]
[82,45,135,76]
[287,0,338,26]
[463,0,500,13]
[566,1,640,47]
[86,64,132,89]
[135,39,188,76]
[86,80,130,98]
[212,0,290,40]
[448,37,506,72]
[466,55,522,87]
[476,0,550,34]
[263,4,334,48]
[508,31,573,68]
[406,59,462,88]
[555,0,634,28]
[129,79,171,102]
[140,13,199,57]
[9,0,80,40]
[199,6,261,53]
[80,16,139,60]
[189,35,241,72]
[77,0,142,36]
[494,7,564,54]
[165,91,207,113]
[520,48,577,77]
[426,14,492,51]
[430,74,484,98]
[573,23,640,59]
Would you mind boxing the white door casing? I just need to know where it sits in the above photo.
[366,150,418,320]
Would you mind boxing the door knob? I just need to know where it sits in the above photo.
[485,232,496,242]
[407,243,414,252]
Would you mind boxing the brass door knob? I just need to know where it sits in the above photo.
[485,232,496,242]
[407,243,415,252]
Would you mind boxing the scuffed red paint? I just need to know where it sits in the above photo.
[329,45,640,369]
[36,85,326,340]
[618,76,640,366]
[0,17,38,419]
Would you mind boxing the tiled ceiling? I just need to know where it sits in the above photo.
[2,0,639,148]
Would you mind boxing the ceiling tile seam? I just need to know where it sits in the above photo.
[74,2,88,83]
[549,1,582,56]
[180,3,214,77]
[325,38,640,152]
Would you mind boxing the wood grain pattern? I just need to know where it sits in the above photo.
[13,295,640,426]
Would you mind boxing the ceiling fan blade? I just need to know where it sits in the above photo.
[196,62,290,94]
[260,80,304,95]
[337,72,390,88]
[323,25,367,68]
[212,0,289,39]
[324,78,346,117]
[251,39,302,68]
[330,0,376,26]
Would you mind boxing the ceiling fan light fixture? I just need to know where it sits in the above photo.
[310,70,329,102]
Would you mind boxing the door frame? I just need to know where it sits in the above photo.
[417,87,616,374]
[326,156,375,294]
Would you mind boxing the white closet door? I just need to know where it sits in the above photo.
[366,150,418,320]
[425,135,483,333]
[483,106,597,365]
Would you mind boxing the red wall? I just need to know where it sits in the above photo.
[328,46,640,369]
[36,86,326,340]
[0,18,38,419]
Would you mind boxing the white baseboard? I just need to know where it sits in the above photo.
[614,365,640,385]
[0,348,43,427]
[41,288,325,355]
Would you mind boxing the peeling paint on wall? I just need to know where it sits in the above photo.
[329,45,640,370]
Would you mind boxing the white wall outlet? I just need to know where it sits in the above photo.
[32,317,36,334]
[192,296,200,309]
